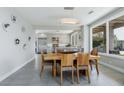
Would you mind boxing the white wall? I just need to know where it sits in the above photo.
[0,8,35,81]
[100,54,124,74]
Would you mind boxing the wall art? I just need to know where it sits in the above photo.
[22,43,27,49]
[28,36,31,41]
[11,15,16,23]
[15,38,20,45]
[2,23,10,32]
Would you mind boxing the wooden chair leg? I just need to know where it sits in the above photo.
[72,66,74,84]
[96,63,99,75]
[68,67,70,80]
[76,66,80,84]
[89,61,93,70]
[60,66,63,85]
[56,63,58,75]
[40,64,44,77]
[86,68,91,83]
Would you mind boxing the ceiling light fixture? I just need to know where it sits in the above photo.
[61,18,80,25]
[88,10,94,14]
[64,7,74,10]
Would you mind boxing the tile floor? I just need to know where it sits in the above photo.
[0,60,124,86]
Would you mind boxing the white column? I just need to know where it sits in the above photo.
[90,27,93,51]
[109,26,114,50]
[106,22,109,54]
[82,25,90,53]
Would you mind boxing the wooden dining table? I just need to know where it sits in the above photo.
[42,52,100,78]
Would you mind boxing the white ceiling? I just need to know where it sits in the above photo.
[15,7,117,33]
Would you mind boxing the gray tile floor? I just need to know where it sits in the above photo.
[0,60,124,86]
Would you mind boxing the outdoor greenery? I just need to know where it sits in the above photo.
[93,37,104,48]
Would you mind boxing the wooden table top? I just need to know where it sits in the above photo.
[43,53,100,61]
[58,50,79,54]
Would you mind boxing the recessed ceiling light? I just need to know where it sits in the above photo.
[61,18,80,25]
[64,7,74,10]
[88,10,94,14]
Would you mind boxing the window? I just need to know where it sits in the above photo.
[71,32,79,46]
[109,15,124,56]
[92,23,106,53]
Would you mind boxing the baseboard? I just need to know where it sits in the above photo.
[100,62,124,74]
[0,56,35,82]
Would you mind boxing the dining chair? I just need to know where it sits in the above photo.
[40,52,53,77]
[59,53,74,85]
[40,49,48,75]
[90,48,99,75]
[75,53,90,84]
[41,52,62,78]
[40,53,45,77]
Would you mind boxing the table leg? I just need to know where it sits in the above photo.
[52,60,56,78]
[96,59,99,75]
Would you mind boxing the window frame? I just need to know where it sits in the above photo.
[90,16,124,59]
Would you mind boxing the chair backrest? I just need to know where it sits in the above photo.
[77,53,89,66]
[41,49,47,54]
[91,48,98,56]
[61,53,74,67]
